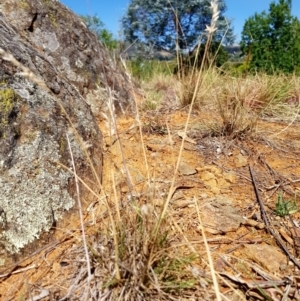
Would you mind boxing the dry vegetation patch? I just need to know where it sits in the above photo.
[2,3,300,298]
[1,105,300,300]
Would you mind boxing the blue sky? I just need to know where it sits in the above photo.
[59,0,300,43]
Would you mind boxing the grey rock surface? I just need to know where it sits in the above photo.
[1,0,134,117]
[0,0,134,253]
[201,196,244,234]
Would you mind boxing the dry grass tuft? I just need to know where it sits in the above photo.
[82,200,197,300]
[141,74,182,111]
[202,72,298,138]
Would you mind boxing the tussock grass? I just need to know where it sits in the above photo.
[141,73,182,111]
[206,73,295,137]
[205,72,299,138]
[138,67,299,138]
[86,199,197,300]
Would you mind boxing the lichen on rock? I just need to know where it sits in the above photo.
[0,132,74,253]
[0,83,78,253]
[0,87,20,140]
[0,0,134,255]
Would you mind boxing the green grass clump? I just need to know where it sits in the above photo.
[126,58,174,81]
[88,201,197,299]
[274,191,298,217]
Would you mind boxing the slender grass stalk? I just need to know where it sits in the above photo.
[152,0,220,244]
[112,169,121,223]
[120,56,151,188]
[106,86,134,197]
[269,100,300,137]
[194,197,221,301]
[66,133,92,294]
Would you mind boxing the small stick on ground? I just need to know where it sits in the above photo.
[249,164,300,269]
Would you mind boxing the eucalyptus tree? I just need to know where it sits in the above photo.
[121,0,234,55]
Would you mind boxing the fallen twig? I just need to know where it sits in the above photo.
[0,264,36,278]
[220,272,290,289]
[249,165,300,269]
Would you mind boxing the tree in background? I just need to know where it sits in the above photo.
[81,15,118,50]
[241,0,300,74]
[121,0,234,55]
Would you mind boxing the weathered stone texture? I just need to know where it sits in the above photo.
[1,0,134,116]
[0,0,134,253]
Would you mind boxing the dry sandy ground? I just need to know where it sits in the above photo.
[1,107,300,300]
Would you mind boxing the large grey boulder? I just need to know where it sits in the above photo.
[0,0,134,253]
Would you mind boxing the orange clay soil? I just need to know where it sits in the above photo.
[1,107,300,300]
